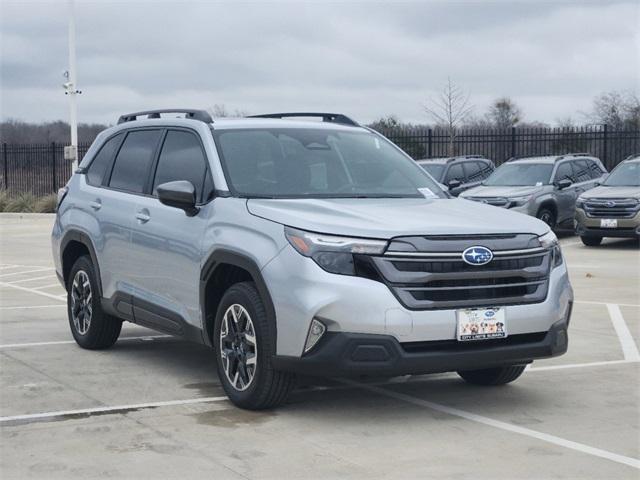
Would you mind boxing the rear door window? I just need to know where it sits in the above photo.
[86,133,123,186]
[108,130,163,193]
[152,130,211,203]
[586,159,604,179]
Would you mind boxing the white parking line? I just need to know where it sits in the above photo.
[0,265,19,270]
[0,268,53,278]
[32,283,64,290]
[529,359,638,372]
[0,304,65,310]
[0,281,66,302]
[7,275,58,284]
[576,300,640,308]
[0,335,171,349]
[607,303,640,362]
[352,381,640,470]
[0,396,228,425]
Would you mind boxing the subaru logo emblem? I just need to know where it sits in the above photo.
[606,201,615,208]
[462,246,493,266]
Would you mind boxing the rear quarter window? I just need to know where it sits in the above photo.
[86,133,123,186]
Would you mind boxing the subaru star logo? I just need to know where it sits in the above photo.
[462,246,493,266]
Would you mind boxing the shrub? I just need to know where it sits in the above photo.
[34,194,58,213]
[4,193,38,212]
[0,191,8,211]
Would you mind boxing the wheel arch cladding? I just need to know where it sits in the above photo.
[61,231,103,296]
[200,249,277,347]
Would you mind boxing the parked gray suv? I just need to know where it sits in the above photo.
[52,110,573,409]
[417,155,494,196]
[460,154,607,229]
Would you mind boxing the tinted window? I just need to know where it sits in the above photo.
[445,163,465,183]
[109,130,162,193]
[572,160,591,183]
[586,159,604,179]
[153,130,210,202]
[554,162,574,183]
[86,133,123,186]
[479,162,494,179]
[463,162,483,182]
[213,128,444,198]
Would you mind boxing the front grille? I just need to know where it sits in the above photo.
[584,198,640,218]
[372,236,551,310]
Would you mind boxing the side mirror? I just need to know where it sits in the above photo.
[448,179,462,190]
[556,179,572,190]
[157,180,198,216]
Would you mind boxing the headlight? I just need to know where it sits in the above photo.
[507,195,532,207]
[538,230,562,267]
[285,227,387,275]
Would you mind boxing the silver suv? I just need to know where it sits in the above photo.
[52,109,573,409]
[460,154,607,229]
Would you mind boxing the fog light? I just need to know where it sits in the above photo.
[304,319,326,353]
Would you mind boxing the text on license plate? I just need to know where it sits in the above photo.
[600,219,618,228]
[457,308,506,341]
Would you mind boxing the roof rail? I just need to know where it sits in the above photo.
[117,109,213,124]
[556,152,592,160]
[624,153,640,160]
[247,112,359,127]
[461,154,485,159]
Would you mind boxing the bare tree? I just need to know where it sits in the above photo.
[424,78,474,155]
[587,90,640,130]
[486,97,522,129]
[208,103,249,118]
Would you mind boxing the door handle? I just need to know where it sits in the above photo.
[135,211,150,223]
[89,200,102,211]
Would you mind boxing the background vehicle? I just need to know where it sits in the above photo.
[417,155,494,196]
[52,109,572,410]
[460,153,607,229]
[575,154,640,246]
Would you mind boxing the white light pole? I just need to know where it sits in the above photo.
[64,0,80,171]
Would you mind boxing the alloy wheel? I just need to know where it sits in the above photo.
[70,270,92,335]
[219,304,258,391]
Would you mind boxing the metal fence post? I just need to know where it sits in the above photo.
[51,142,57,193]
[3,143,7,190]
[602,124,608,169]
[427,129,432,158]
[511,127,516,158]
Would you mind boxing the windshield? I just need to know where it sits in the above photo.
[213,128,444,198]
[418,163,445,181]
[484,163,553,186]
[603,162,640,187]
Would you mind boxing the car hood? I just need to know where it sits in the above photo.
[460,185,543,198]
[246,197,549,239]
[580,185,640,199]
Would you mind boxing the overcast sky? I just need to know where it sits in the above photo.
[1,0,638,126]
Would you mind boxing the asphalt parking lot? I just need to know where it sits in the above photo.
[0,213,638,479]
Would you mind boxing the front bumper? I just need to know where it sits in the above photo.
[273,318,569,377]
[575,208,640,238]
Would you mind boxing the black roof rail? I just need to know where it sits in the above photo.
[623,153,639,160]
[247,112,359,127]
[117,109,213,124]
[556,152,592,160]
[461,154,485,159]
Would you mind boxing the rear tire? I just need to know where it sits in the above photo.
[536,208,556,229]
[67,255,122,349]
[214,282,295,410]
[581,236,602,246]
[458,365,526,386]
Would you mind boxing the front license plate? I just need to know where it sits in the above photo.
[600,219,618,228]
[457,308,506,341]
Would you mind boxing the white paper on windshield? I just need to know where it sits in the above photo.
[418,188,438,198]
[535,182,543,186]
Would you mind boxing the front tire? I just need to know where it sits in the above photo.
[536,208,556,229]
[67,255,122,349]
[581,235,602,246]
[457,365,526,386]
[214,282,295,409]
